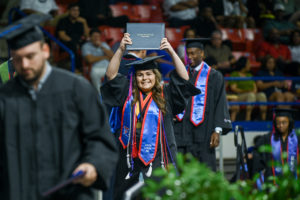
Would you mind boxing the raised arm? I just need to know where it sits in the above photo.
[105,33,132,80]
[160,38,189,80]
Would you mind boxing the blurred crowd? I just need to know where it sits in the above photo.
[0,0,299,121]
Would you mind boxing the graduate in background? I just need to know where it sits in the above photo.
[101,33,200,199]
[0,14,118,200]
[252,109,299,183]
[174,38,232,171]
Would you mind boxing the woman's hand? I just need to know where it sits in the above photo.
[160,38,189,80]
[119,33,132,52]
[160,38,174,54]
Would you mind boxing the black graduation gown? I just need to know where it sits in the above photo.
[0,67,118,200]
[252,132,300,180]
[174,66,232,170]
[101,71,200,199]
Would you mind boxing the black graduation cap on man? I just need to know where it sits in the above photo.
[183,38,210,50]
[126,55,164,72]
[0,13,52,50]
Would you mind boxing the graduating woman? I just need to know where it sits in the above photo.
[101,33,200,199]
[252,109,299,187]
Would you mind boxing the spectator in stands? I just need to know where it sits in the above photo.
[194,6,219,38]
[246,0,275,27]
[198,0,225,25]
[289,11,300,29]
[263,3,296,44]
[204,30,236,74]
[56,3,89,72]
[291,65,300,100]
[163,0,198,27]
[204,56,218,69]
[223,0,255,28]
[256,55,295,108]
[0,0,19,59]
[0,0,19,25]
[82,29,113,93]
[177,28,196,64]
[275,0,298,20]
[229,56,267,121]
[285,29,300,75]
[78,0,129,28]
[257,28,291,63]
[288,29,300,63]
[109,0,143,3]
[19,0,58,16]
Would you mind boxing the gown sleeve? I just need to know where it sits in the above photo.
[212,71,232,134]
[164,70,200,115]
[74,77,119,190]
[101,74,129,107]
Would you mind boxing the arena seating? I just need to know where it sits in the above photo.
[232,51,261,74]
[99,26,124,47]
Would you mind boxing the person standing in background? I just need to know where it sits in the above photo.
[56,3,89,72]
[82,28,113,93]
[174,38,232,171]
[0,13,118,200]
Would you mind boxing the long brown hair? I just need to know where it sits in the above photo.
[131,69,167,115]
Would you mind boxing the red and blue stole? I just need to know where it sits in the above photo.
[271,130,299,179]
[119,87,161,166]
[138,92,161,165]
[176,62,211,126]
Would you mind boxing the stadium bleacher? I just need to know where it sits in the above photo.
[2,0,299,122]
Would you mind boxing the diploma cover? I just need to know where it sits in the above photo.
[126,23,165,50]
[42,170,86,196]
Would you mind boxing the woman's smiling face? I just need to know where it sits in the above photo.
[135,69,156,93]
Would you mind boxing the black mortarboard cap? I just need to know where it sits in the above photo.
[126,55,164,71]
[0,13,52,50]
[274,108,296,119]
[183,38,210,50]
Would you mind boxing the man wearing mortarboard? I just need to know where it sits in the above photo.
[174,38,232,171]
[252,108,299,185]
[0,13,118,200]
